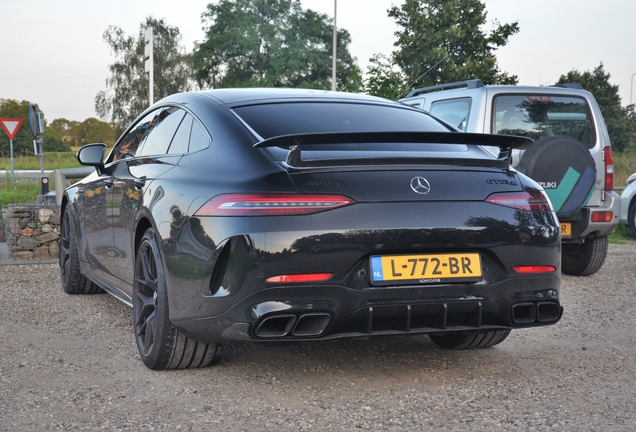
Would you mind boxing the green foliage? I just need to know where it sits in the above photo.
[193,0,362,92]
[364,54,406,100]
[609,223,633,244]
[389,0,519,93]
[95,17,193,133]
[557,64,636,153]
[0,179,42,206]
[0,152,81,171]
[49,117,117,147]
[612,151,636,187]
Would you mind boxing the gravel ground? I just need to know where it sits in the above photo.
[1,243,635,431]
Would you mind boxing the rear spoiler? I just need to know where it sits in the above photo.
[254,131,533,169]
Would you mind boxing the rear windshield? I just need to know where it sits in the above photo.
[232,102,479,159]
[493,95,594,147]
[233,102,451,138]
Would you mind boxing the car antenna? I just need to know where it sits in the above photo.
[406,56,449,92]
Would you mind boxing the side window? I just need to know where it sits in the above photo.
[429,98,471,131]
[137,107,186,156]
[493,95,594,147]
[167,114,193,154]
[189,119,211,153]
[108,110,158,163]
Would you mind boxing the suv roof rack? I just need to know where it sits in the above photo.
[552,83,584,90]
[404,79,484,98]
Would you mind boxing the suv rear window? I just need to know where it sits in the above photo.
[493,95,594,147]
[430,97,471,131]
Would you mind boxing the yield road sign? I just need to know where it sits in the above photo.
[0,118,23,139]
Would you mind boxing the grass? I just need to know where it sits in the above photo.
[0,152,81,171]
[0,152,80,206]
[0,179,43,207]
[613,151,636,188]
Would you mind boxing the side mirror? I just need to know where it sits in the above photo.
[77,143,106,173]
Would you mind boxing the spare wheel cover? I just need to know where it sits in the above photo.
[517,136,596,218]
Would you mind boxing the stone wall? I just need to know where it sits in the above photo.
[6,204,61,260]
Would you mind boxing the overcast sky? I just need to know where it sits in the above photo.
[1,0,634,122]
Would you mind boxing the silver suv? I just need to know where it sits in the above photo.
[400,79,619,276]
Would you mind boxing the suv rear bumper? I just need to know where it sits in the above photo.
[561,191,620,241]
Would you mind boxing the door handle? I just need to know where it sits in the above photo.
[134,177,146,190]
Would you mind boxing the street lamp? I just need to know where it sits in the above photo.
[332,0,337,91]
[631,72,636,105]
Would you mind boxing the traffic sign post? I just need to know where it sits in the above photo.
[0,118,24,185]
[29,104,46,180]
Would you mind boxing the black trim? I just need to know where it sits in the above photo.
[254,131,533,169]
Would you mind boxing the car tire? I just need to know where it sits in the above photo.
[428,330,511,349]
[561,235,608,276]
[517,136,596,218]
[628,202,636,238]
[59,206,103,294]
[133,228,219,370]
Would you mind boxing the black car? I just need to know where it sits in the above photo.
[60,88,562,370]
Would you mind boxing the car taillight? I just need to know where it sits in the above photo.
[514,265,557,274]
[486,191,553,212]
[194,194,355,216]
[604,146,614,191]
[591,211,613,222]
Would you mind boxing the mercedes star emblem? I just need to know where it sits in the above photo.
[410,176,431,194]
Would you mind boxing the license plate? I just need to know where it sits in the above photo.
[560,222,572,238]
[370,253,482,283]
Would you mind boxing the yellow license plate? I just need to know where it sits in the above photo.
[370,253,482,283]
[560,222,572,238]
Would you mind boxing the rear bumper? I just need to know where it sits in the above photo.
[561,191,620,241]
[172,275,562,343]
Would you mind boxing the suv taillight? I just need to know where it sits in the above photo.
[604,146,614,191]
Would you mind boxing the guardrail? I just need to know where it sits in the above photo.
[54,168,94,206]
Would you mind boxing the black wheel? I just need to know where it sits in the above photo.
[133,228,218,370]
[428,330,511,350]
[562,235,608,276]
[59,206,103,294]
[628,202,636,238]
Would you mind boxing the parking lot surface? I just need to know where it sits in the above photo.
[1,243,635,431]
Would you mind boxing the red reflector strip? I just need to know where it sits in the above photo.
[195,194,355,216]
[513,265,557,274]
[591,211,613,222]
[266,273,333,283]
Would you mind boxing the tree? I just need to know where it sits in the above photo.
[364,54,406,100]
[95,17,193,133]
[388,0,519,93]
[193,0,362,92]
[49,118,117,147]
[557,64,636,153]
[0,99,71,157]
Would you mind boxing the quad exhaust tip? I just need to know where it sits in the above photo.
[254,313,331,338]
[511,301,560,324]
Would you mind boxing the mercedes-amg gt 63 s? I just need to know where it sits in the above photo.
[60,89,562,370]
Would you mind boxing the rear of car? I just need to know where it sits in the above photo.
[168,94,562,345]
[400,81,619,276]
[65,89,562,370]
